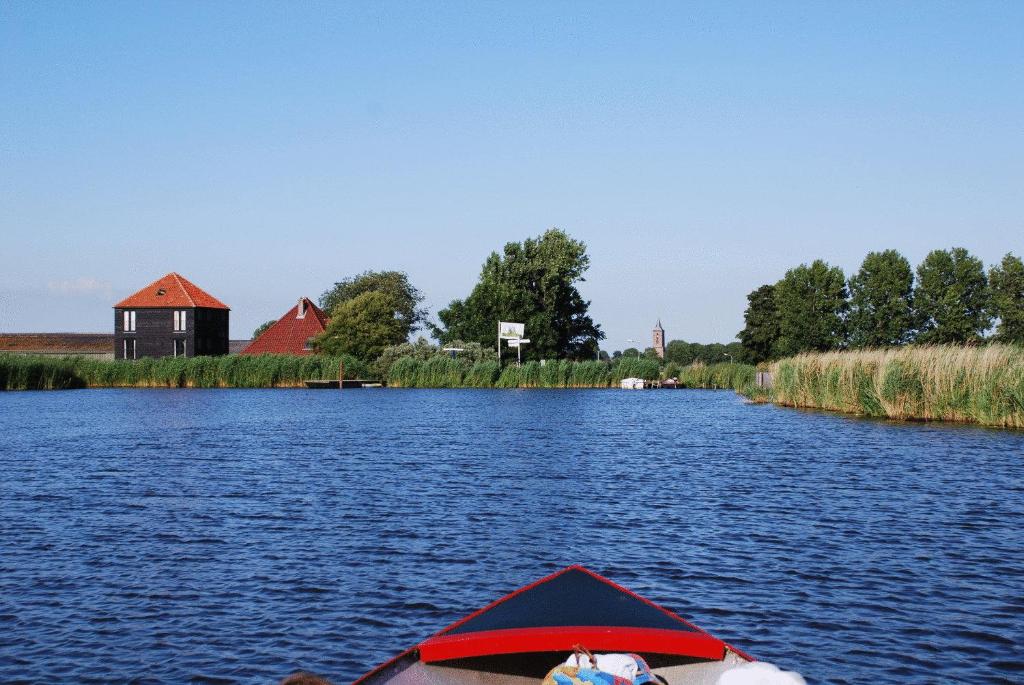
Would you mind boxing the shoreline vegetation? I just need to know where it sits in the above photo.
[753,344,1024,430]
[386,357,754,389]
[0,352,754,392]
[0,354,368,391]
[3,346,1023,429]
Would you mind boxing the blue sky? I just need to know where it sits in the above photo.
[2,1,1022,349]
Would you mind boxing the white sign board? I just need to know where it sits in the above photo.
[498,321,525,339]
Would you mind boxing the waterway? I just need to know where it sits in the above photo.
[1,389,1022,683]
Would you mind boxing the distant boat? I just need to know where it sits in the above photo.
[354,565,752,685]
[620,377,645,389]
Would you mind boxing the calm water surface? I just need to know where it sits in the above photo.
[1,389,1022,683]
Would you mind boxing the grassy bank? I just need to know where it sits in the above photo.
[0,353,367,390]
[764,345,1024,429]
[673,361,755,390]
[0,352,756,393]
[387,356,755,390]
[387,357,662,388]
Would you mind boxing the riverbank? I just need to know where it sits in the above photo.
[756,344,1024,429]
[0,353,367,390]
[0,353,754,392]
[386,357,753,389]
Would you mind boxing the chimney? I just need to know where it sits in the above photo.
[297,298,307,318]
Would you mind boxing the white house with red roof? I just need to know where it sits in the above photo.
[113,272,229,359]
[241,297,328,356]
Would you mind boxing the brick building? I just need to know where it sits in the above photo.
[113,273,229,359]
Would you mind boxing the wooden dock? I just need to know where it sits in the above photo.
[305,379,385,389]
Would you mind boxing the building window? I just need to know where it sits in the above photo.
[123,339,136,359]
[174,339,186,357]
[123,310,136,332]
[173,310,187,331]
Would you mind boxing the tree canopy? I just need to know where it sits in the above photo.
[847,249,916,348]
[914,247,991,344]
[251,320,276,340]
[665,339,746,366]
[315,291,407,360]
[738,284,780,363]
[774,260,848,357]
[989,252,1024,344]
[319,270,427,339]
[434,229,603,360]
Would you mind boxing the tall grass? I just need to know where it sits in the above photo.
[386,356,747,389]
[767,345,1024,429]
[1,351,759,394]
[0,354,366,390]
[674,362,755,390]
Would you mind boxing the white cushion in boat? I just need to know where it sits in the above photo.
[563,654,641,682]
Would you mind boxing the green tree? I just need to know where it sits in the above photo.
[319,271,427,338]
[723,341,747,363]
[847,249,916,348]
[665,340,698,366]
[738,284,780,363]
[251,320,276,340]
[665,339,748,365]
[989,252,1024,344]
[315,291,407,360]
[914,247,992,344]
[775,260,848,357]
[435,229,603,359]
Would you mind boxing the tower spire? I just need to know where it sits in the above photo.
[652,319,666,359]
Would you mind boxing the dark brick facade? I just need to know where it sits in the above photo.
[113,307,228,359]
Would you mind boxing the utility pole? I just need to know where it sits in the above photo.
[627,339,640,359]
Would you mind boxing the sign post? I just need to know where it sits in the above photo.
[497,322,525,368]
[508,338,530,366]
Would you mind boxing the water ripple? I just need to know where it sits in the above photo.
[0,388,1022,683]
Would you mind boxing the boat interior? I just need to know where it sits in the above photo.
[360,647,750,685]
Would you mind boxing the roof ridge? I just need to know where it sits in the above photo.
[114,272,228,309]
[170,272,197,307]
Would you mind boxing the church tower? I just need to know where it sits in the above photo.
[652,319,665,359]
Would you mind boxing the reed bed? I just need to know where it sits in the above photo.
[673,362,755,390]
[768,345,1024,429]
[0,354,366,390]
[1,352,757,394]
[387,356,683,388]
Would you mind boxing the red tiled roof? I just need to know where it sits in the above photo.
[241,298,328,356]
[114,272,229,309]
[0,333,114,354]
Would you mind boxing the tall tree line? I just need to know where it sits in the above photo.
[739,248,1024,363]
